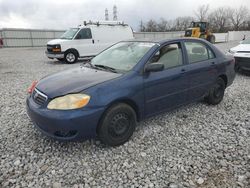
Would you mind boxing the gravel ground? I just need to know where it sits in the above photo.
[0,42,249,188]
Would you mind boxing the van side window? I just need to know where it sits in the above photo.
[184,42,215,63]
[75,28,92,39]
[149,43,183,69]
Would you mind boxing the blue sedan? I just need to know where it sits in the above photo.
[26,38,235,146]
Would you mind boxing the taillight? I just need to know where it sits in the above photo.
[28,80,38,94]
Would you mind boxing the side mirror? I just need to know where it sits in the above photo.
[145,63,164,72]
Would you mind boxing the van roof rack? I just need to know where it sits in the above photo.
[82,20,127,26]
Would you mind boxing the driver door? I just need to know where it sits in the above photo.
[73,28,94,56]
[143,42,189,117]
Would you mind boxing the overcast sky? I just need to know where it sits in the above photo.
[0,0,249,31]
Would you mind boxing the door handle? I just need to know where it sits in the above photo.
[211,62,215,65]
[92,39,95,44]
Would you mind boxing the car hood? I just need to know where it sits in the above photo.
[47,39,70,45]
[36,67,122,98]
[231,44,250,52]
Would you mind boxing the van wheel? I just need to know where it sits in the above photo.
[205,77,225,105]
[64,50,78,64]
[97,103,136,147]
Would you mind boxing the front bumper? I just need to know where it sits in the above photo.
[26,96,105,141]
[235,56,250,71]
[45,51,64,59]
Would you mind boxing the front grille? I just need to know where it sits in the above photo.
[32,89,48,105]
[235,57,250,63]
[237,51,250,53]
[185,30,192,37]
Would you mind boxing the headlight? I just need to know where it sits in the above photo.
[52,44,61,52]
[47,94,90,110]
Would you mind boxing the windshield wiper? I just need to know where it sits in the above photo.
[94,64,118,73]
[82,61,98,69]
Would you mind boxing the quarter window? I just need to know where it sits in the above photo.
[149,43,183,69]
[75,28,92,39]
[184,42,214,63]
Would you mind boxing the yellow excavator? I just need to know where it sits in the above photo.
[184,22,215,43]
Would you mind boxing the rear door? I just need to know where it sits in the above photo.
[183,40,217,101]
[143,42,190,117]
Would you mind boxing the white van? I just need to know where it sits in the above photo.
[46,21,134,63]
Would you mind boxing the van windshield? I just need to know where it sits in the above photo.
[60,28,79,40]
[91,42,156,72]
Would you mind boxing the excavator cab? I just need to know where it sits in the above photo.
[185,21,215,44]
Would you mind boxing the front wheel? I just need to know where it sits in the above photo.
[64,51,78,64]
[97,103,137,146]
[205,77,225,105]
[208,35,216,44]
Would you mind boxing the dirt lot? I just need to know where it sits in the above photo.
[0,41,249,188]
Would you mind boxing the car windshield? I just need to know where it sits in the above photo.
[91,42,156,72]
[242,39,250,44]
[60,28,79,39]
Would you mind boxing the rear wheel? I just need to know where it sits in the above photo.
[64,50,78,64]
[205,77,225,105]
[97,103,136,146]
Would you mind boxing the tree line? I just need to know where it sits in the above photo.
[139,5,250,32]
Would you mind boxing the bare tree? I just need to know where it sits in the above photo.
[195,4,210,22]
[244,16,250,30]
[139,4,250,32]
[139,20,146,32]
[208,7,231,32]
[174,16,194,31]
[157,18,171,31]
[229,6,249,31]
[145,19,158,32]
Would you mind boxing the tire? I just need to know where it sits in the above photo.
[208,35,215,44]
[64,50,78,64]
[97,103,137,146]
[56,58,64,61]
[205,77,225,105]
[235,62,240,72]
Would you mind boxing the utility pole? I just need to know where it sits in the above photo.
[113,5,117,21]
[140,20,143,31]
[105,8,109,21]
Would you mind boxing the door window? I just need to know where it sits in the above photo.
[149,43,183,69]
[75,28,92,39]
[184,42,215,63]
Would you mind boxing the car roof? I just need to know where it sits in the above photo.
[123,37,209,45]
